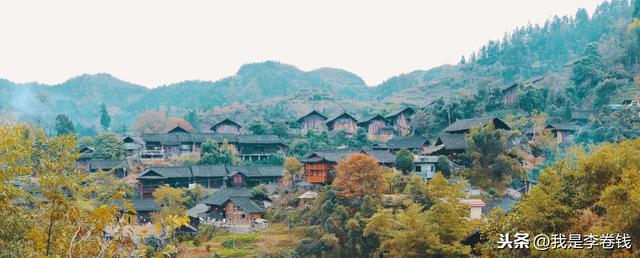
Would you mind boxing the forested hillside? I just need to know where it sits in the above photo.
[0,0,638,138]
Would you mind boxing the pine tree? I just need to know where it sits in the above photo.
[99,103,111,130]
[54,114,75,135]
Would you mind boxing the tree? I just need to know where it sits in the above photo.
[0,124,145,257]
[99,103,111,130]
[248,120,268,135]
[185,110,200,131]
[251,184,269,200]
[93,131,126,160]
[168,117,194,132]
[465,122,520,190]
[333,154,385,206]
[134,110,170,133]
[153,185,188,215]
[198,139,235,165]
[571,43,604,100]
[435,156,451,177]
[284,156,303,187]
[270,121,289,138]
[410,110,429,135]
[394,149,413,174]
[54,114,75,136]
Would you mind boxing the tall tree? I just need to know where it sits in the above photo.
[465,122,521,189]
[93,131,126,160]
[99,103,111,130]
[394,149,414,174]
[184,110,200,131]
[54,114,75,136]
[134,110,170,133]
[333,154,385,206]
[197,139,236,165]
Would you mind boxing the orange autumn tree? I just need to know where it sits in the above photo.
[168,117,195,132]
[333,154,385,206]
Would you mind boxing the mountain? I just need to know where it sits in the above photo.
[0,0,637,138]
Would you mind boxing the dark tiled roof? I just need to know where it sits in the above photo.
[379,136,430,150]
[167,126,191,133]
[89,160,125,171]
[210,119,242,130]
[547,123,578,132]
[435,133,467,151]
[203,188,253,206]
[137,166,193,179]
[326,112,358,127]
[300,148,360,163]
[191,165,228,178]
[296,110,328,123]
[443,116,511,133]
[361,150,395,163]
[122,136,142,144]
[236,134,285,145]
[385,106,415,119]
[227,165,284,178]
[187,203,210,218]
[357,114,389,126]
[230,197,265,213]
[132,199,161,212]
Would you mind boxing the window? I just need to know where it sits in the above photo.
[241,214,246,219]
[415,165,422,172]
[431,165,435,172]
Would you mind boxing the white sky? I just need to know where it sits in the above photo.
[0,0,606,87]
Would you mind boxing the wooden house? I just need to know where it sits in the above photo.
[115,198,161,224]
[140,126,236,160]
[226,165,283,187]
[137,166,194,198]
[428,116,510,157]
[77,146,94,170]
[190,165,228,189]
[297,110,328,133]
[373,135,430,153]
[236,135,288,161]
[301,148,395,184]
[136,165,284,198]
[203,188,267,226]
[501,83,519,107]
[122,136,143,157]
[325,112,358,135]
[210,119,242,135]
[525,122,577,144]
[385,107,415,136]
[570,109,595,125]
[357,114,393,139]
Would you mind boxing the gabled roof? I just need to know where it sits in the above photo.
[210,119,242,130]
[167,126,191,133]
[137,166,193,179]
[377,136,430,150]
[357,114,389,126]
[361,149,395,164]
[79,146,94,154]
[297,110,328,123]
[443,116,510,133]
[300,149,359,163]
[122,136,142,144]
[227,165,284,178]
[191,165,228,178]
[435,132,467,151]
[326,112,358,127]
[203,188,253,206]
[385,106,415,119]
[236,134,285,145]
[89,160,125,171]
[546,122,578,132]
[228,197,265,213]
[132,199,161,212]
[187,203,210,218]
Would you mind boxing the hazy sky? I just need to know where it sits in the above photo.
[0,0,606,87]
